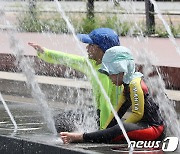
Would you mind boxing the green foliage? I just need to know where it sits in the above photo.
[169,19,180,37]
[101,16,118,29]
[77,15,131,36]
[155,27,169,37]
[80,17,99,33]
[155,24,180,38]
[17,10,180,38]
[154,15,180,37]
[41,16,69,33]
[18,11,69,33]
[17,3,42,32]
[18,13,42,32]
[118,22,132,36]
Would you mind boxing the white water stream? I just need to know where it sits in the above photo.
[0,92,18,134]
[0,9,58,136]
[54,0,134,153]
[118,0,180,151]
[9,33,57,136]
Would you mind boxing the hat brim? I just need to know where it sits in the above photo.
[99,62,123,76]
[98,62,110,76]
[77,34,93,44]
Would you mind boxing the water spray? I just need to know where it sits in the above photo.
[0,7,57,136]
[119,0,180,144]
[54,0,133,153]
[0,92,18,134]
[150,0,180,55]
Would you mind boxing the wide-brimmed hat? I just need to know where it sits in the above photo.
[99,46,143,84]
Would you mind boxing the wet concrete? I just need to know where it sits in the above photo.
[0,135,99,154]
[0,98,179,154]
[0,133,165,154]
[0,99,137,154]
[0,99,98,154]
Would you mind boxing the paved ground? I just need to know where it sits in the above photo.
[0,31,180,67]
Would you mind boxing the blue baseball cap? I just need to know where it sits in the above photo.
[77,28,120,52]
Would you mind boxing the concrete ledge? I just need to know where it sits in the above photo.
[0,71,91,89]
[0,135,170,154]
[0,71,93,105]
[0,135,98,154]
[0,71,180,101]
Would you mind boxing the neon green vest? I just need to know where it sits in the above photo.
[38,49,121,129]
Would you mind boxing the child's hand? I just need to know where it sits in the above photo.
[28,42,45,53]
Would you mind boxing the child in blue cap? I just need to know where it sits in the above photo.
[60,46,165,144]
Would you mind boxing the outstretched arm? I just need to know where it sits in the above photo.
[28,42,89,74]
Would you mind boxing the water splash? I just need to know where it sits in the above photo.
[137,50,180,151]
[0,92,18,135]
[140,0,180,143]
[54,0,133,152]
[150,0,180,55]
[117,0,180,141]
[9,34,57,135]
[1,1,97,138]
[0,9,57,135]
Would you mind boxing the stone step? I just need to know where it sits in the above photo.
[0,71,180,103]
[0,71,92,105]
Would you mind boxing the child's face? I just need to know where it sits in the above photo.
[86,44,104,64]
[109,73,124,86]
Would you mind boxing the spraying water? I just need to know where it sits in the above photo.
[137,49,180,152]
[9,33,57,135]
[117,0,180,143]
[0,8,57,135]
[0,6,18,136]
[0,92,18,134]
[54,0,133,152]
[150,0,180,55]
[139,0,180,144]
